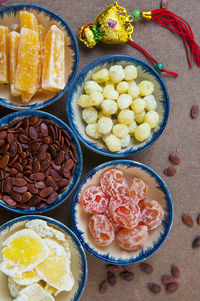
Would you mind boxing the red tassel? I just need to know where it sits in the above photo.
[151,9,200,68]
[127,40,179,77]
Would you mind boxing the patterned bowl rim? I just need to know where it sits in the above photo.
[0,3,79,110]
[0,215,88,301]
[71,159,173,265]
[67,55,169,157]
[0,110,83,214]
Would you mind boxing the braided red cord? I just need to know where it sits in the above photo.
[151,9,200,68]
[127,41,179,77]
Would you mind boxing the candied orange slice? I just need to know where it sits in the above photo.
[14,27,39,95]
[42,25,65,91]
[9,31,20,96]
[0,26,9,84]
[20,11,38,31]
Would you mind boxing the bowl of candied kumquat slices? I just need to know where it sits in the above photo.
[0,4,78,110]
[67,55,169,157]
[71,160,173,265]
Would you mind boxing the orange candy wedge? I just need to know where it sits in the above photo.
[42,25,65,91]
[14,27,39,97]
[8,31,20,96]
[20,11,38,31]
[0,26,9,84]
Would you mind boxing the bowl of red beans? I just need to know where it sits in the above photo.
[71,160,173,265]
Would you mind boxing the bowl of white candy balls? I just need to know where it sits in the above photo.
[67,55,169,157]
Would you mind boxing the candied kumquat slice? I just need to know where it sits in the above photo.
[104,207,122,233]
[42,25,65,91]
[128,177,148,202]
[116,225,149,251]
[14,28,39,95]
[9,31,20,96]
[88,214,115,246]
[81,186,108,214]
[139,200,164,230]
[20,11,38,31]
[100,168,128,199]
[0,26,9,84]
[109,195,141,229]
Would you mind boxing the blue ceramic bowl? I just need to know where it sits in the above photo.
[71,160,173,265]
[67,55,169,157]
[0,215,87,301]
[0,3,79,110]
[0,110,83,214]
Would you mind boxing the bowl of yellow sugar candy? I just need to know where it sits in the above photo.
[0,4,79,110]
[67,55,169,157]
[0,215,87,300]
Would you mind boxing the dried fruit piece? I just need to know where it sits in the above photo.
[99,280,108,294]
[119,271,134,281]
[182,214,193,227]
[164,167,176,176]
[161,275,175,284]
[88,214,115,246]
[169,153,180,164]
[8,31,20,96]
[81,186,108,214]
[42,25,65,91]
[13,283,54,301]
[14,28,39,100]
[161,0,168,9]
[140,200,164,230]
[191,104,199,118]
[147,283,161,294]
[20,11,38,31]
[0,26,9,84]
[166,282,179,292]
[171,265,180,278]
[13,269,41,285]
[109,195,141,229]
[37,25,46,92]
[104,207,122,232]
[139,262,153,273]
[128,177,148,202]
[116,225,149,251]
[107,272,117,286]
[192,236,200,248]
[106,264,120,273]
[100,168,128,199]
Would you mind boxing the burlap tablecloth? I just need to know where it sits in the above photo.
[0,0,200,300]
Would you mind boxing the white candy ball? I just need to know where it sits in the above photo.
[82,107,98,124]
[109,65,125,83]
[128,121,137,135]
[116,81,129,94]
[86,123,102,139]
[135,110,146,124]
[97,117,113,134]
[128,80,140,99]
[78,95,92,108]
[84,80,102,95]
[124,65,137,81]
[144,111,159,128]
[103,84,119,100]
[101,99,118,115]
[131,98,145,113]
[117,94,132,110]
[143,95,157,111]
[134,123,151,142]
[98,111,111,119]
[112,124,129,138]
[105,134,121,152]
[138,80,154,96]
[90,92,104,106]
[92,68,110,83]
[118,110,135,125]
[121,134,131,148]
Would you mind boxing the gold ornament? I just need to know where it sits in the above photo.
[79,1,134,48]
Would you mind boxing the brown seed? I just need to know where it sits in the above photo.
[13,162,23,173]
[3,177,12,193]
[19,134,30,144]
[0,154,10,168]
[107,272,117,286]
[192,236,200,248]
[164,167,176,176]
[166,282,179,292]
[106,264,120,273]
[16,141,22,154]
[191,104,199,118]
[29,127,38,140]
[197,215,200,225]
[58,178,69,188]
[10,191,22,202]
[182,214,193,227]
[0,131,7,139]
[40,123,49,136]
[147,283,161,294]
[29,142,40,154]
[28,195,41,206]
[29,116,38,126]
[63,158,74,172]
[37,145,47,161]
[50,169,61,179]
[171,265,180,278]
[0,169,4,179]
[161,275,175,284]
[32,160,41,173]
[12,178,27,187]
[139,262,153,274]
[35,181,46,189]
[13,186,27,194]
[9,168,18,176]
[48,145,57,158]
[120,271,134,281]
[30,172,45,181]
[16,203,30,210]
[0,139,5,147]
[169,153,180,165]
[40,187,53,198]
[42,136,51,144]
[161,0,168,9]
[45,177,57,188]
[36,201,47,210]
[47,191,58,204]
[8,154,19,167]
[3,196,16,206]
[122,265,132,272]
[7,133,15,143]
[55,151,65,165]
[99,280,108,294]
[21,192,32,203]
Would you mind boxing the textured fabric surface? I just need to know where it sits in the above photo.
[0,0,200,300]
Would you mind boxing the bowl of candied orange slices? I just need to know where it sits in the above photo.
[0,4,78,110]
[71,160,173,265]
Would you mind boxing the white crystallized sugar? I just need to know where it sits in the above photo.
[78,64,159,152]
